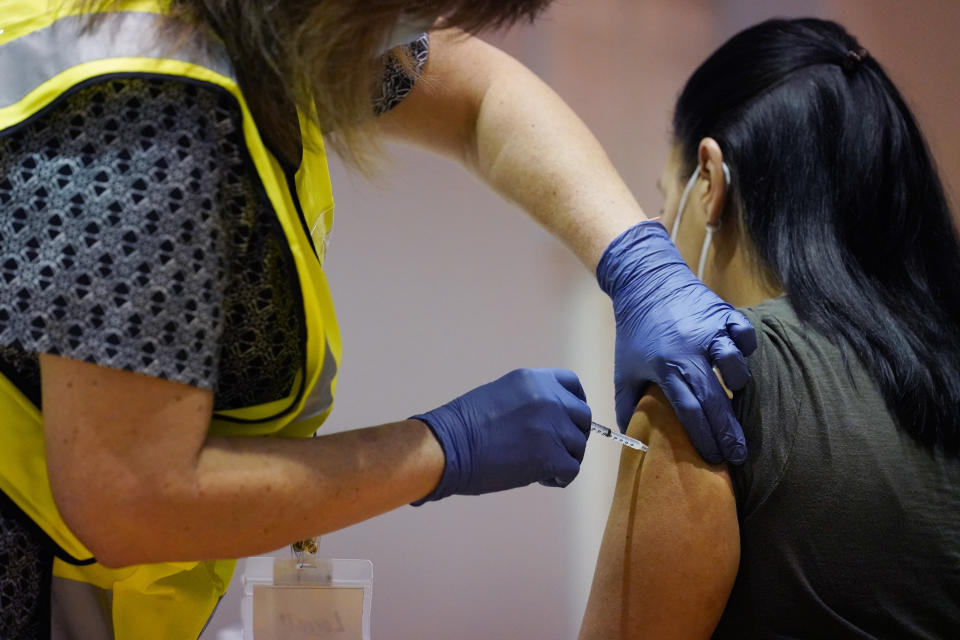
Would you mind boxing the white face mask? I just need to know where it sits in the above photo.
[379,16,436,55]
[669,162,732,281]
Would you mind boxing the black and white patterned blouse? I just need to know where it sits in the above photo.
[0,35,429,411]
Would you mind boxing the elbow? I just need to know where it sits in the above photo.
[87,542,142,571]
[55,494,141,568]
[51,468,177,568]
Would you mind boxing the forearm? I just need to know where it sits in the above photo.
[44,357,588,568]
[79,420,443,567]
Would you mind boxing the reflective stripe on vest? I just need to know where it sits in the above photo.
[0,12,234,110]
[0,2,341,637]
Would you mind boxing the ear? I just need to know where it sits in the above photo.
[697,138,728,227]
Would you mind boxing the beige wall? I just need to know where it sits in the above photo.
[204,2,959,638]
[830,0,960,221]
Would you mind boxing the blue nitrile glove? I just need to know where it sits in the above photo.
[597,221,757,465]
[412,368,591,505]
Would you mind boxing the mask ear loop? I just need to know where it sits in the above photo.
[696,226,715,281]
[670,166,701,242]
[695,162,731,281]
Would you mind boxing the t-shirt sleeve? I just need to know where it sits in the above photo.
[0,77,241,389]
[729,300,806,519]
[374,33,430,115]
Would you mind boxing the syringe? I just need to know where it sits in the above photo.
[591,421,649,452]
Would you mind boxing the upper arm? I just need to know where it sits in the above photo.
[375,28,504,164]
[41,354,213,564]
[580,387,740,640]
[0,77,239,561]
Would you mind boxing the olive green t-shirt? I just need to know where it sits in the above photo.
[714,297,960,638]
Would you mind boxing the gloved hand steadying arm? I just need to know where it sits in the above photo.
[412,368,591,504]
[597,221,757,465]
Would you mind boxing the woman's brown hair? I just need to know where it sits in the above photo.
[78,0,552,169]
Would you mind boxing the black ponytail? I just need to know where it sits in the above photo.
[673,18,960,453]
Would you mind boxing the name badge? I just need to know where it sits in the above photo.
[242,555,373,640]
[253,584,363,639]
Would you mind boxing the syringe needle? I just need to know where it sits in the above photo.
[590,421,649,452]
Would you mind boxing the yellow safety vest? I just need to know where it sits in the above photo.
[0,1,342,637]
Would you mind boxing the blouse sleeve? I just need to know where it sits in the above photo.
[0,77,244,389]
[374,33,430,115]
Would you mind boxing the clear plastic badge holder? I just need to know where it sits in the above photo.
[241,538,373,640]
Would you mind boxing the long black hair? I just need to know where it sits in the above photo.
[673,18,960,453]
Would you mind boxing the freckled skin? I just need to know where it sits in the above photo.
[42,351,445,566]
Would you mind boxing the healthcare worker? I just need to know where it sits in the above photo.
[0,0,755,637]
